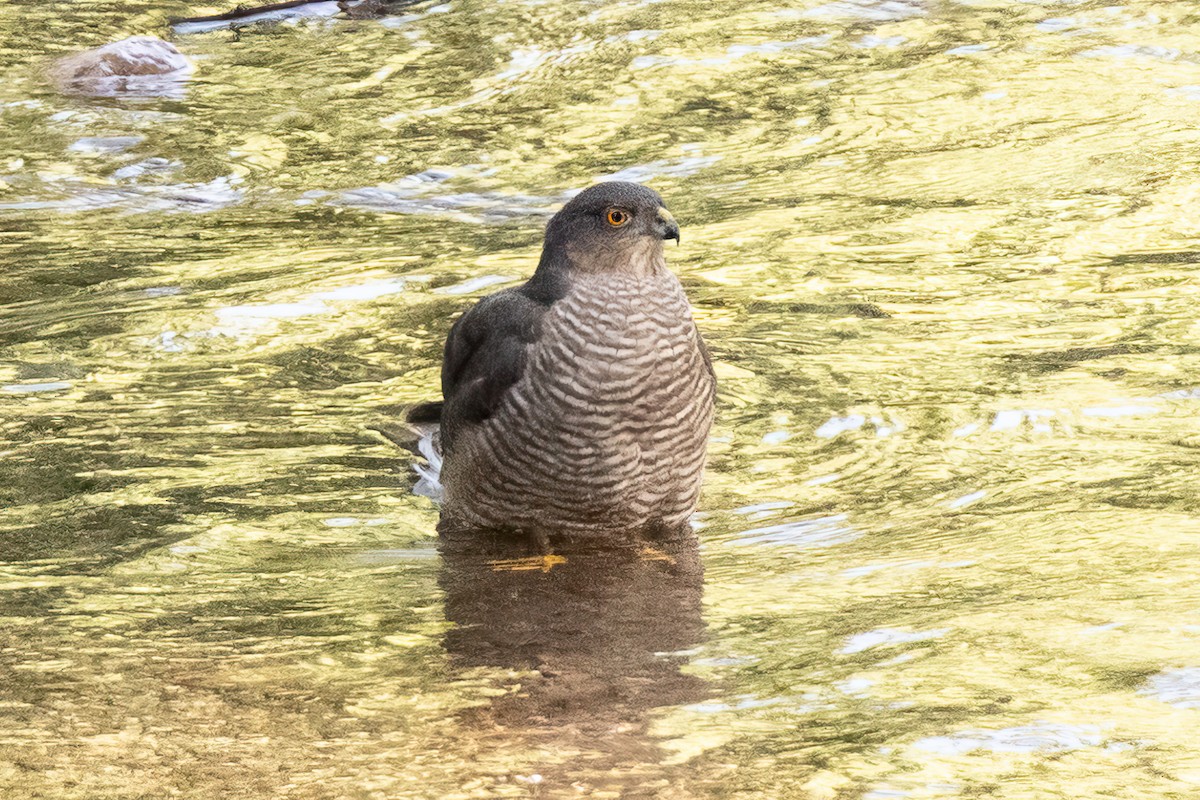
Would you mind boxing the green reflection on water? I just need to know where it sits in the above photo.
[4,0,1200,796]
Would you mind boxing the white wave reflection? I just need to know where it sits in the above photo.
[914,723,1103,756]
[0,176,242,214]
[1077,44,1181,62]
[632,36,831,70]
[176,276,423,344]
[595,156,720,184]
[730,514,860,548]
[799,1,924,22]
[816,414,866,438]
[1,382,72,394]
[1140,667,1200,709]
[1080,404,1159,418]
[309,279,410,301]
[840,627,949,655]
[947,490,986,509]
[432,275,516,295]
[337,157,719,221]
[68,136,144,154]
[172,1,343,35]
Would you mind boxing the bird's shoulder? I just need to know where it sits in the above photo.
[438,281,562,443]
[444,286,547,369]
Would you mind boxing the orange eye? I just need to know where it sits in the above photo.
[606,208,629,227]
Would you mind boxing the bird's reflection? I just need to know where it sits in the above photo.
[438,525,708,735]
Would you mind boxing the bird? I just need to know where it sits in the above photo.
[407,181,716,542]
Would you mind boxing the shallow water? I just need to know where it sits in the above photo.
[4,0,1200,796]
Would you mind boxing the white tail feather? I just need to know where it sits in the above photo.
[412,426,443,501]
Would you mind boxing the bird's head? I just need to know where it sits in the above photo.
[539,181,681,277]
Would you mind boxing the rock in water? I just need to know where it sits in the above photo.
[52,36,193,98]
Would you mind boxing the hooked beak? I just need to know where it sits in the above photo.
[656,206,681,244]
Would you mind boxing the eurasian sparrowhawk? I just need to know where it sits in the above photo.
[409,181,716,539]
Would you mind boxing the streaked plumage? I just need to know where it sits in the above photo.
[410,181,715,538]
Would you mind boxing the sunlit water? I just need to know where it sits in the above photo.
[3,0,1200,796]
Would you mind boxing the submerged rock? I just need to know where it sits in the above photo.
[170,0,426,34]
[172,1,343,34]
[51,36,193,98]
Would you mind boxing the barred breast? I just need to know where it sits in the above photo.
[441,267,715,536]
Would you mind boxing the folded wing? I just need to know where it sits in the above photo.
[433,288,548,452]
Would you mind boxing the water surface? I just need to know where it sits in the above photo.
[4,0,1200,797]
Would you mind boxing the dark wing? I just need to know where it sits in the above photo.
[405,401,443,424]
[438,288,547,452]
